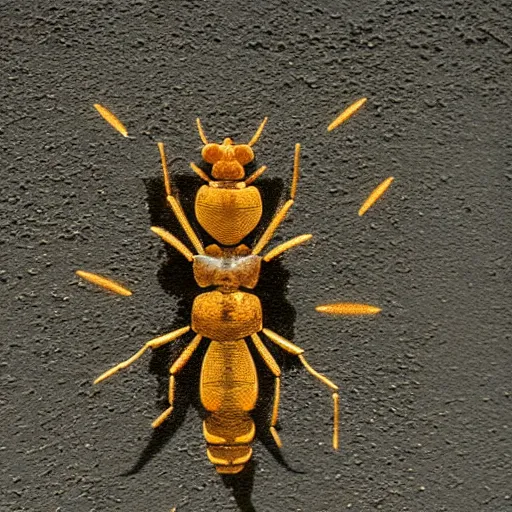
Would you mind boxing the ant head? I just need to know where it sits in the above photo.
[196,117,267,181]
[201,141,254,180]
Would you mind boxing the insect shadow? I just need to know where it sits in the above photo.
[123,169,305,494]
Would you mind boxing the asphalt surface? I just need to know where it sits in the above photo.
[1,1,511,511]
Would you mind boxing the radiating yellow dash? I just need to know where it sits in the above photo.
[76,270,132,296]
[315,303,381,315]
[359,176,394,216]
[93,103,129,137]
[327,97,367,132]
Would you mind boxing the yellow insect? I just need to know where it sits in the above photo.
[79,98,390,474]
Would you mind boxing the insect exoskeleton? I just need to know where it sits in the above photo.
[192,244,263,473]
[191,118,268,246]
[195,182,262,246]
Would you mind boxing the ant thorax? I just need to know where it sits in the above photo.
[208,181,246,189]
[194,186,263,246]
[193,245,261,292]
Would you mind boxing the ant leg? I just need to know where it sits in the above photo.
[250,334,282,447]
[298,354,339,450]
[252,144,300,255]
[152,334,203,428]
[262,328,339,450]
[166,195,205,255]
[190,162,211,183]
[244,165,267,186]
[262,328,337,390]
[157,142,205,255]
[158,141,172,196]
[150,227,195,262]
[270,377,282,447]
[290,142,300,200]
[263,234,313,262]
[251,334,280,375]
[94,326,191,384]
[252,199,294,255]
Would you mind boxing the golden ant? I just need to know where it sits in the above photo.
[77,99,392,473]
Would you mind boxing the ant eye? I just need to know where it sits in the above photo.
[234,145,254,165]
[202,144,223,163]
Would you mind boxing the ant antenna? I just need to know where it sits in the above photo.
[196,118,209,145]
[248,117,268,147]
